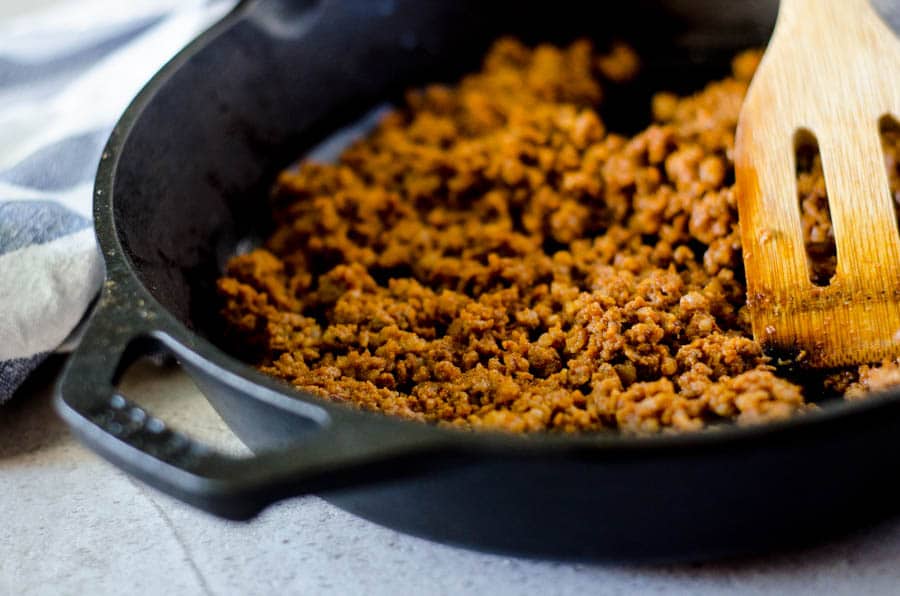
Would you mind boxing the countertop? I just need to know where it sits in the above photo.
[4,357,900,595]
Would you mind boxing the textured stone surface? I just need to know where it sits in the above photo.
[4,358,900,596]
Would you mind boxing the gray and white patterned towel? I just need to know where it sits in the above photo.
[0,0,235,402]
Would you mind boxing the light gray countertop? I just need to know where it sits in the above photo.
[4,358,900,595]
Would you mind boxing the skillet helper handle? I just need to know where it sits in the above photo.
[56,290,449,520]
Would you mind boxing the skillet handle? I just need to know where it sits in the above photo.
[56,289,453,520]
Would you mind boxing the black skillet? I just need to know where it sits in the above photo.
[55,0,900,562]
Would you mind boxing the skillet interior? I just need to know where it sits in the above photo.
[99,0,900,561]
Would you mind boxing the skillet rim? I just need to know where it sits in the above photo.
[93,0,900,455]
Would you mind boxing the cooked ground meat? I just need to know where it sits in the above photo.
[217,38,900,434]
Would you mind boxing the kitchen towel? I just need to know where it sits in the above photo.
[0,0,236,403]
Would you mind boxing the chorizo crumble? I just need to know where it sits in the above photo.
[217,38,900,434]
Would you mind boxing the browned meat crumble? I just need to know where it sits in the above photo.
[217,38,900,434]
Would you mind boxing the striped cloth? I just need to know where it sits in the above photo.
[0,0,234,402]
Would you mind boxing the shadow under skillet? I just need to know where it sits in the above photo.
[0,355,67,460]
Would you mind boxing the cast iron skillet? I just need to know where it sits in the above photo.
[55,0,900,562]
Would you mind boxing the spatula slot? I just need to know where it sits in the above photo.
[879,114,900,233]
[794,128,835,287]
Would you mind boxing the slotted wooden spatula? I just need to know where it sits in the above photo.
[736,0,900,368]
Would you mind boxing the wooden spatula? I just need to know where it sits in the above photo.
[735,0,900,368]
